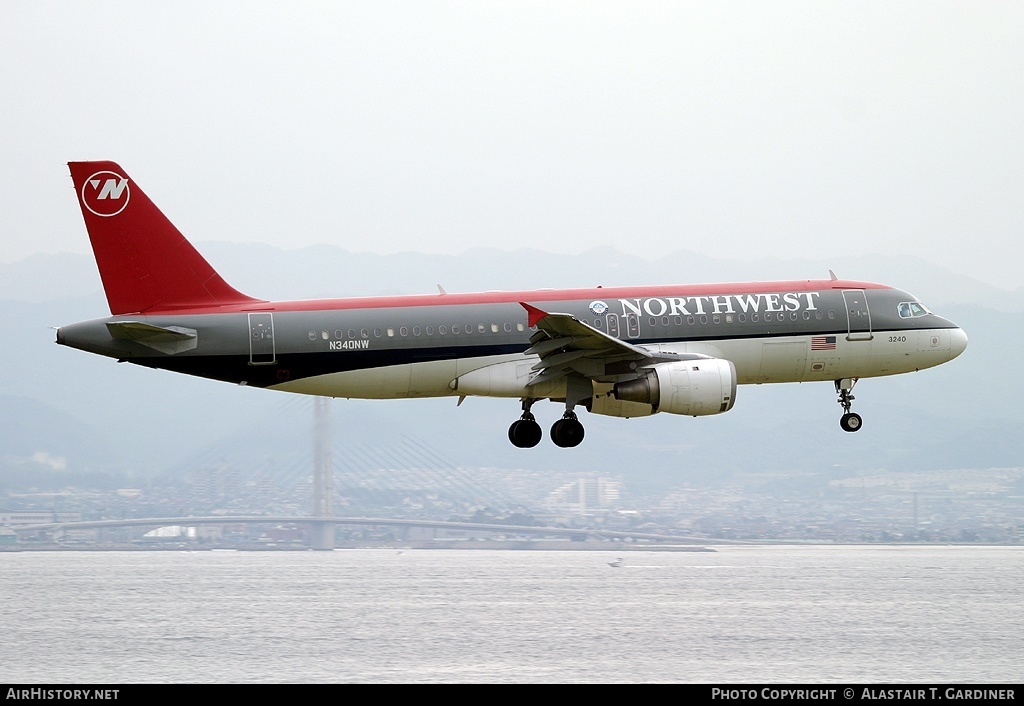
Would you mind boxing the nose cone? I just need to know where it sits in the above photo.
[949,327,968,360]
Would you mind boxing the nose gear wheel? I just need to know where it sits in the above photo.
[835,378,863,433]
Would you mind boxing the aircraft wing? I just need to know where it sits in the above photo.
[519,302,704,387]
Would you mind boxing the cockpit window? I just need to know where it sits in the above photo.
[898,301,931,318]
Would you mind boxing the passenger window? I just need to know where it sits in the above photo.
[626,313,640,338]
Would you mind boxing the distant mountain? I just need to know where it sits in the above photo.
[0,394,129,490]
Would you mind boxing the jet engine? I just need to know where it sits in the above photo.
[612,359,736,416]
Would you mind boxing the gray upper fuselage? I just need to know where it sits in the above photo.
[56,279,963,391]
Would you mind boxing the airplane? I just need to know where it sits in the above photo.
[57,161,968,448]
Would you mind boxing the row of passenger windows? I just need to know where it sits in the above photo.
[625,309,835,329]
[309,321,528,341]
[309,309,840,342]
[578,310,836,330]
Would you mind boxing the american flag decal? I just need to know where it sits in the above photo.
[811,335,837,350]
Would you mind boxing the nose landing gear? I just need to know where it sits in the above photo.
[835,378,862,432]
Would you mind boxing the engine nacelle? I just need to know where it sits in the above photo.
[588,392,655,418]
[612,359,736,416]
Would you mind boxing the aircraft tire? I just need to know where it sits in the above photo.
[550,418,585,448]
[840,412,863,433]
[509,419,542,448]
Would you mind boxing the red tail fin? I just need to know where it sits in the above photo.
[67,161,260,314]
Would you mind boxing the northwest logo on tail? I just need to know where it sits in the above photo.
[81,171,130,217]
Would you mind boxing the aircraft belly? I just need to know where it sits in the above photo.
[268,366,406,398]
[759,341,808,382]
[269,360,459,399]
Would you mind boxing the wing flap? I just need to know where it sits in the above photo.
[519,302,654,388]
[531,349,588,371]
[518,302,714,389]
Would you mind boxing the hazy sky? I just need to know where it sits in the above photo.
[3,2,1022,288]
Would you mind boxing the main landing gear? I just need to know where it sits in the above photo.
[508,399,542,448]
[835,378,863,432]
[508,399,586,448]
[550,411,585,448]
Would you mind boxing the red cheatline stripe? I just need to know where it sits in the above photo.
[142,280,891,315]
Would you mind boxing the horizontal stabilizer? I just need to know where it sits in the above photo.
[106,321,198,355]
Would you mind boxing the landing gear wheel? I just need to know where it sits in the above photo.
[508,418,542,448]
[550,415,585,448]
[840,412,863,433]
[835,379,862,433]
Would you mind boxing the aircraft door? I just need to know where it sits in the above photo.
[248,313,276,364]
[842,290,873,341]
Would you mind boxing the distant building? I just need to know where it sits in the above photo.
[544,478,622,514]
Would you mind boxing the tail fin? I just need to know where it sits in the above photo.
[67,161,261,315]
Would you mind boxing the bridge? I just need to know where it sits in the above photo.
[9,515,752,545]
